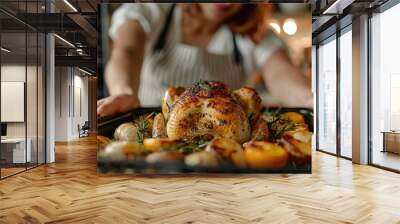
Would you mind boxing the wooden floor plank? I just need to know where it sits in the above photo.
[0,136,399,224]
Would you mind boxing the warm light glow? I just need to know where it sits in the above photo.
[283,18,298,35]
[269,21,281,34]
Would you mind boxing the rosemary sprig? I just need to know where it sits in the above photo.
[134,113,156,143]
[136,119,149,143]
[160,139,209,155]
[264,109,295,141]
[179,140,209,154]
[197,80,212,91]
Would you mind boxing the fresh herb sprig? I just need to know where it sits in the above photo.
[134,112,156,143]
[161,139,209,155]
[179,139,209,154]
[264,109,295,141]
[197,80,212,91]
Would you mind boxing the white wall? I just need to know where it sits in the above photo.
[55,67,68,141]
[54,67,89,141]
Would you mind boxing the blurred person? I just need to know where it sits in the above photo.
[97,3,312,117]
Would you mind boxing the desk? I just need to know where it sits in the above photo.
[382,131,400,154]
[1,138,32,163]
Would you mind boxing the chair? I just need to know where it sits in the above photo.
[78,121,90,138]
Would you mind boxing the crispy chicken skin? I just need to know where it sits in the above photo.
[166,81,252,143]
[161,87,185,120]
[250,117,269,141]
[233,87,262,125]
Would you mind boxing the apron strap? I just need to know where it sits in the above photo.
[232,33,242,65]
[153,4,176,52]
[153,4,242,65]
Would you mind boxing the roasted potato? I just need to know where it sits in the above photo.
[185,151,222,167]
[143,138,182,152]
[281,112,305,124]
[114,122,138,142]
[99,141,145,160]
[280,131,312,165]
[97,135,111,149]
[146,151,184,163]
[244,141,289,169]
[152,113,167,138]
[205,137,246,168]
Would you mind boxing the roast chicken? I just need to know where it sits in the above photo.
[162,81,261,143]
[101,80,312,170]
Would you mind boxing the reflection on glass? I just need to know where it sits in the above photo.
[317,37,337,154]
[371,3,400,171]
[339,29,352,158]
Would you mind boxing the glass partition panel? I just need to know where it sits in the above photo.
[1,31,27,177]
[0,0,46,178]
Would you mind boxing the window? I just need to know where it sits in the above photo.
[370,2,400,171]
[339,28,352,158]
[317,36,337,154]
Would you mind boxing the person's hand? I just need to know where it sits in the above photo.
[97,94,140,117]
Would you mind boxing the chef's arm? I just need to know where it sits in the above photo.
[97,21,146,117]
[261,49,313,108]
[105,20,146,98]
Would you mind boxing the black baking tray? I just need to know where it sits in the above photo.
[97,107,313,174]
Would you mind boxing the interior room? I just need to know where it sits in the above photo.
[0,0,399,223]
[0,0,97,179]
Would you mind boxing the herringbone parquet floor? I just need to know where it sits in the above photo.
[0,137,399,224]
